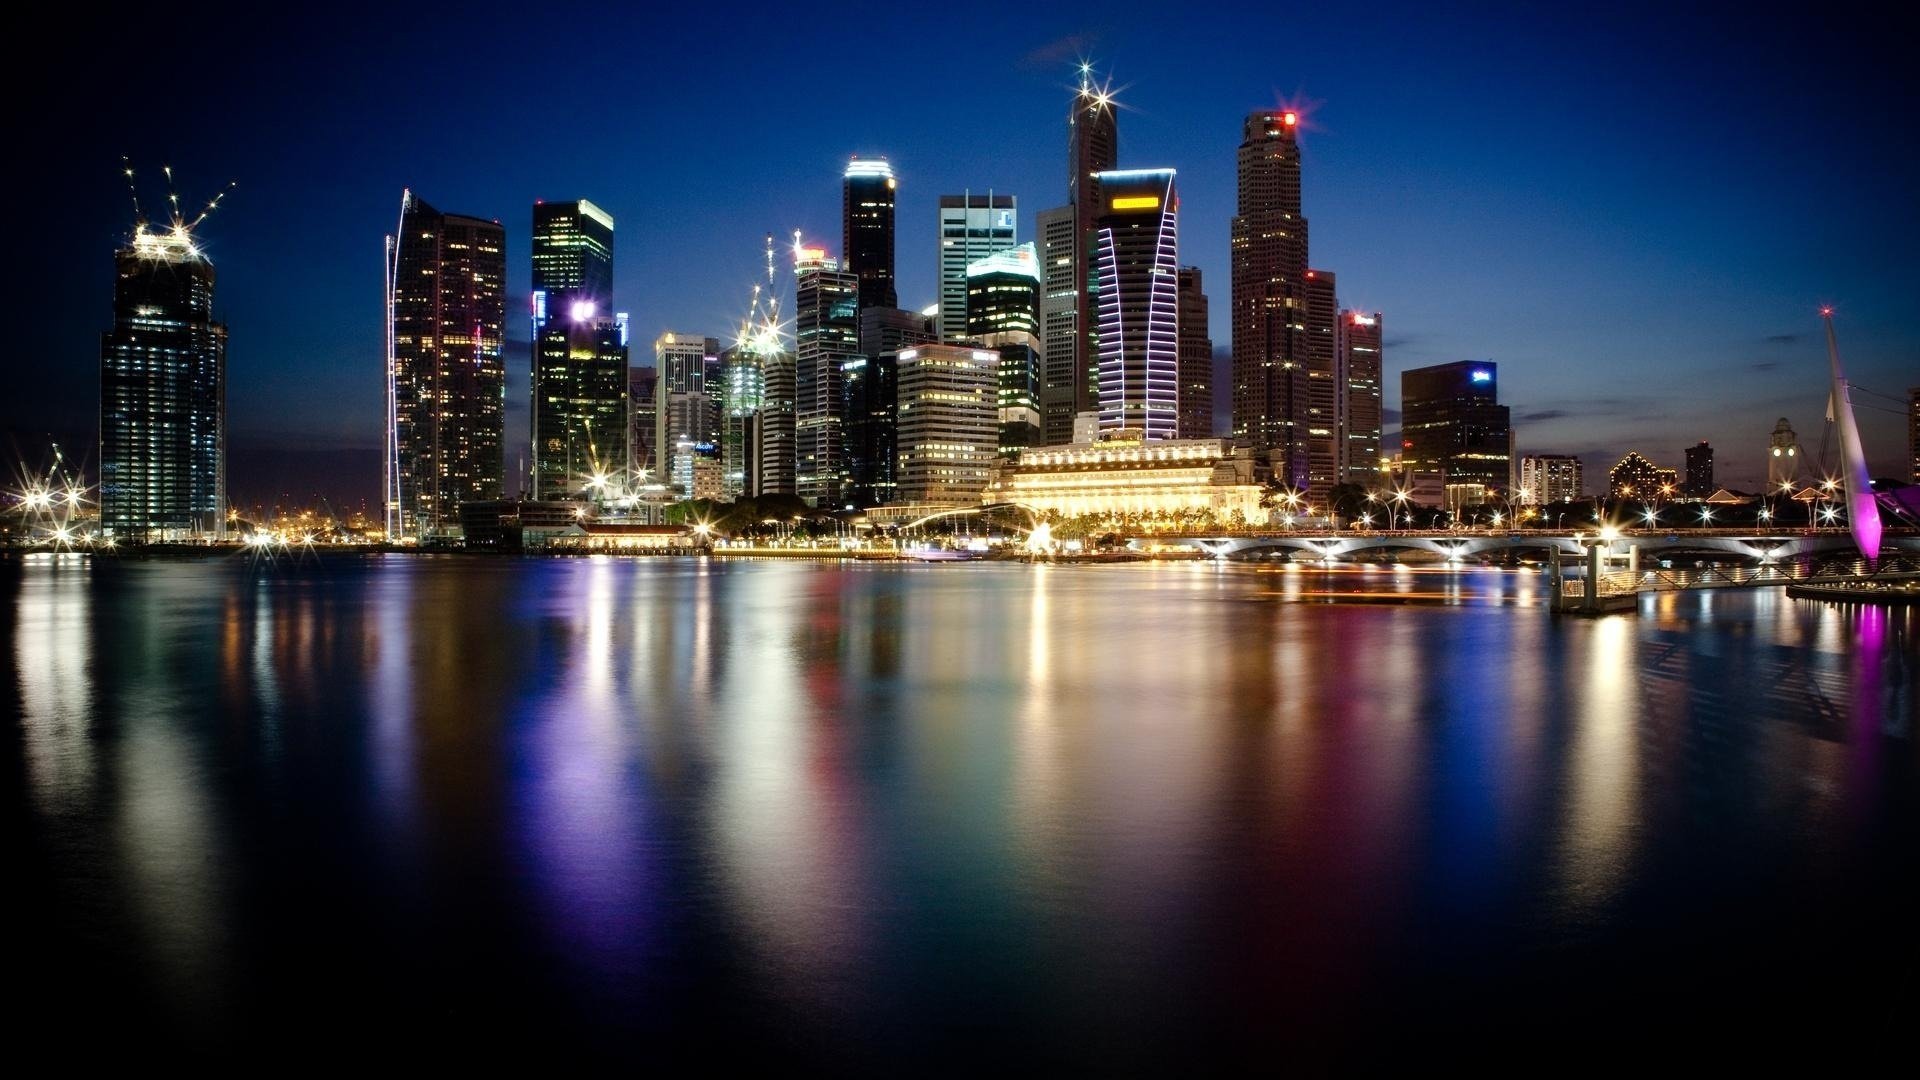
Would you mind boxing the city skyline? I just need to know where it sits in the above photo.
[16,5,1918,510]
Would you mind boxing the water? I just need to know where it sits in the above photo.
[7,554,1917,1064]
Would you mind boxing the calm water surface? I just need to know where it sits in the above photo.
[7,554,1917,1064]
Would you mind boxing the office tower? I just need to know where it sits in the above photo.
[1520,454,1583,504]
[1089,169,1180,441]
[1176,267,1212,440]
[938,193,1017,342]
[965,243,1044,455]
[1683,441,1714,496]
[1231,109,1311,490]
[1302,268,1340,497]
[1767,418,1801,490]
[1037,204,1080,444]
[718,344,766,499]
[629,365,657,486]
[843,158,897,311]
[531,200,626,500]
[1069,70,1119,425]
[1338,310,1383,485]
[1609,451,1662,500]
[653,333,720,497]
[793,243,858,506]
[858,305,936,359]
[383,194,505,540]
[755,347,797,497]
[843,353,895,507]
[1400,361,1511,498]
[101,215,230,540]
[895,344,997,504]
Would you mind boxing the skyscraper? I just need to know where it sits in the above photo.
[846,306,936,507]
[1302,268,1341,498]
[1683,440,1714,496]
[1090,169,1180,441]
[718,344,766,499]
[793,243,860,507]
[1338,310,1383,485]
[895,345,998,505]
[1231,109,1310,490]
[843,158,897,312]
[1176,267,1212,440]
[966,243,1045,455]
[654,333,720,497]
[1520,454,1583,504]
[102,215,230,540]
[1037,204,1080,445]
[384,193,505,540]
[1069,70,1119,426]
[629,365,658,487]
[755,349,797,498]
[937,193,1016,342]
[1767,418,1801,490]
[1401,361,1511,499]
[531,200,626,501]
[1908,388,1918,482]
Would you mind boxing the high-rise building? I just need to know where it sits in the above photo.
[1683,441,1714,496]
[101,216,231,540]
[1520,454,1583,504]
[965,243,1044,455]
[937,193,1017,342]
[1338,310,1383,485]
[755,348,797,498]
[383,194,505,540]
[653,333,720,498]
[1176,267,1212,440]
[1401,361,1511,498]
[858,305,936,360]
[843,158,897,312]
[1037,204,1080,444]
[843,353,896,508]
[1231,109,1311,490]
[1302,268,1341,498]
[629,365,657,485]
[1608,451,1662,500]
[1090,169,1180,441]
[1069,71,1119,427]
[793,243,860,507]
[717,344,766,500]
[531,200,625,501]
[1767,418,1801,491]
[895,345,997,504]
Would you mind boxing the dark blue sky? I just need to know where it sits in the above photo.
[17,1,1917,510]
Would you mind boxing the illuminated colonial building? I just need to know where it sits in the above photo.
[384,193,505,539]
[895,345,997,504]
[1767,418,1801,490]
[102,216,230,540]
[1091,169,1180,441]
[986,436,1266,523]
[843,158,897,311]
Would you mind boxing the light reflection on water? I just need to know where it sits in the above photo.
[8,555,1917,1060]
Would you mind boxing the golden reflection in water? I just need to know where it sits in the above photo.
[1556,614,1641,916]
[16,557,95,807]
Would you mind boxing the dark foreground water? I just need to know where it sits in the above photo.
[6,553,1917,1065]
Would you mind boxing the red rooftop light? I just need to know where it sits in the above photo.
[1283,111,1298,126]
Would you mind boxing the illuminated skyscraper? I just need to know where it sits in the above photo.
[718,344,765,499]
[847,307,936,506]
[102,216,230,540]
[966,243,1044,455]
[1176,267,1212,440]
[755,348,797,497]
[895,345,997,504]
[794,243,860,507]
[1037,204,1080,444]
[1338,310,1383,484]
[1401,361,1511,496]
[1069,69,1119,424]
[1302,269,1340,498]
[531,199,626,500]
[1231,109,1311,489]
[937,192,1016,342]
[1090,169,1180,440]
[1520,454,1583,504]
[1683,441,1714,496]
[654,333,720,498]
[383,193,505,540]
[1910,388,1919,482]
[843,158,897,311]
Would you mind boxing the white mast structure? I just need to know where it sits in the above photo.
[1821,307,1881,562]
[383,190,411,540]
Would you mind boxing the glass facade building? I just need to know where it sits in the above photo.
[1090,170,1181,441]
[843,158,897,312]
[531,199,626,501]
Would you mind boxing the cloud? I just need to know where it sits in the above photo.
[1381,407,1401,425]
[1519,409,1570,423]
[1020,34,1095,71]
[1381,334,1420,350]
[1749,360,1781,372]
[1764,334,1800,345]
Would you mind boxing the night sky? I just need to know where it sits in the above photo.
[16,2,1916,513]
